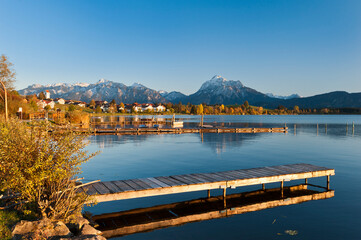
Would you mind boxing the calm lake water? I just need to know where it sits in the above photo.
[82,115,361,239]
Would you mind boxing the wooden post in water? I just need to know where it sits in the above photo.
[223,188,227,198]
[262,184,265,190]
[327,175,330,190]
[200,115,204,127]
[281,180,284,198]
[207,189,210,198]
[294,124,296,135]
[346,123,348,135]
[305,178,308,184]
[353,121,355,135]
[325,124,327,134]
[317,123,319,136]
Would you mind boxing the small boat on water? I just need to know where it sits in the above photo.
[171,114,183,128]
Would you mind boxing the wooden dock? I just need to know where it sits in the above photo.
[77,127,288,135]
[81,163,334,203]
[93,184,334,238]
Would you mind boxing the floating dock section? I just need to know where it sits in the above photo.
[78,127,288,135]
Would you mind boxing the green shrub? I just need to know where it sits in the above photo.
[0,118,97,221]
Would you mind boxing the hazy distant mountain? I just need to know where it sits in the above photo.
[264,91,361,109]
[266,93,301,100]
[19,79,167,104]
[18,76,361,108]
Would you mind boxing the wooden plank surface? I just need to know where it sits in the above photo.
[83,163,335,203]
[112,181,135,191]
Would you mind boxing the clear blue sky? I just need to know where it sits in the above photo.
[1,0,360,96]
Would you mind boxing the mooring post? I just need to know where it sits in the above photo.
[325,124,327,134]
[294,124,296,135]
[327,175,330,190]
[317,123,319,135]
[207,189,210,198]
[223,188,227,198]
[305,178,308,184]
[262,183,265,190]
[346,123,348,135]
[281,180,284,198]
[353,122,355,135]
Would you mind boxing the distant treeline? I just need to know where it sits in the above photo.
[162,101,361,115]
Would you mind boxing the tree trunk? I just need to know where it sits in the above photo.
[0,81,8,122]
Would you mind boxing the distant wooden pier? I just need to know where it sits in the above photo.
[93,184,334,238]
[80,163,334,203]
[74,126,288,135]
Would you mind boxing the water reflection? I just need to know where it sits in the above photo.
[93,184,334,239]
[90,122,359,152]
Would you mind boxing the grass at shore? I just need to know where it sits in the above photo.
[0,210,20,240]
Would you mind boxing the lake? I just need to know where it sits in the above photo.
[82,115,361,239]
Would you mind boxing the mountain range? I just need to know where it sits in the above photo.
[18,75,361,109]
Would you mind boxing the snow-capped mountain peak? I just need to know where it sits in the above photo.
[96,78,110,84]
[131,82,146,88]
[199,75,244,91]
[159,90,168,96]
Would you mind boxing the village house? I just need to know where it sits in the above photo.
[95,100,108,106]
[37,99,55,109]
[118,105,125,112]
[141,104,154,112]
[132,103,142,112]
[124,103,142,113]
[73,101,86,107]
[54,98,65,104]
[154,104,166,112]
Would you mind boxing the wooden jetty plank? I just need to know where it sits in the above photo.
[102,182,122,193]
[300,164,330,172]
[174,175,203,184]
[170,175,196,185]
[212,172,240,181]
[284,164,318,173]
[244,168,278,178]
[147,177,171,188]
[82,185,99,195]
[195,173,223,182]
[131,179,153,190]
[123,180,146,191]
[183,174,209,183]
[225,170,256,180]
[189,173,217,183]
[237,169,264,178]
[112,181,136,192]
[272,165,306,174]
[202,172,228,182]
[92,182,112,195]
[138,178,163,188]
[154,177,182,187]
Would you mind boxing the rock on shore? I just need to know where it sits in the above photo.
[12,216,106,240]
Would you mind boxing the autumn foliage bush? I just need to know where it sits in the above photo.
[0,118,97,221]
